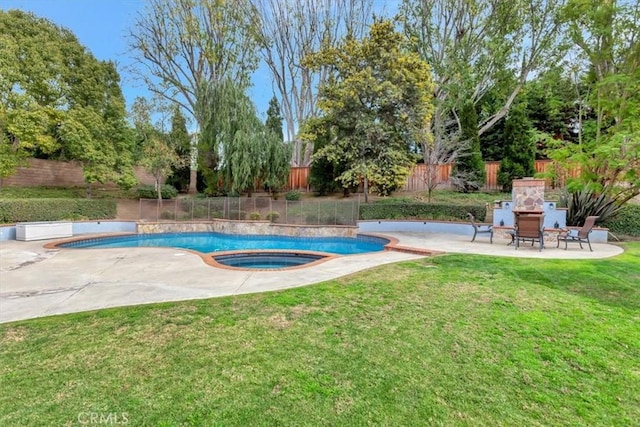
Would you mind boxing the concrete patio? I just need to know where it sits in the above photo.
[0,232,624,323]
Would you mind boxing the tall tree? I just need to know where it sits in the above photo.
[251,0,374,166]
[497,102,536,191]
[420,123,467,202]
[128,0,260,192]
[131,97,187,202]
[452,101,486,192]
[547,0,640,206]
[303,117,353,196]
[263,97,291,197]
[0,10,135,194]
[265,97,284,142]
[197,79,289,197]
[401,0,566,151]
[523,67,579,144]
[165,106,192,192]
[306,19,435,203]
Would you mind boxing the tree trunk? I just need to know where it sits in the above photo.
[363,176,369,203]
[188,168,197,194]
[156,177,162,207]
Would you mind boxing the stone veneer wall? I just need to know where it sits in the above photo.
[512,178,546,211]
[136,220,358,238]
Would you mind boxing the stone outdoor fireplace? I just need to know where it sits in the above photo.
[492,178,569,241]
[512,178,545,212]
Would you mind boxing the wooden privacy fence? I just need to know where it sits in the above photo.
[285,160,581,192]
[287,167,310,191]
[3,158,580,192]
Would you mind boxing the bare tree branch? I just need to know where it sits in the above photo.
[127,0,260,120]
[252,0,373,166]
[403,0,566,140]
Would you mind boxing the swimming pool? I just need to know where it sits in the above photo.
[59,232,389,256]
[214,252,327,269]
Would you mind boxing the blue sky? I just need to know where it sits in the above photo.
[2,0,398,121]
[1,1,153,105]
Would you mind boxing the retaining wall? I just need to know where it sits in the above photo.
[1,158,157,188]
[137,221,358,238]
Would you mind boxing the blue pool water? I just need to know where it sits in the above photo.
[60,232,388,255]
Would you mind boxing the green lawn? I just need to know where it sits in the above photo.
[377,189,514,205]
[1,245,639,426]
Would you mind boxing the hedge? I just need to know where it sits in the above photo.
[135,184,178,199]
[359,203,486,222]
[601,204,640,237]
[0,199,117,223]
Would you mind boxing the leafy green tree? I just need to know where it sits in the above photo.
[308,146,343,196]
[265,97,284,142]
[128,0,260,192]
[305,19,434,202]
[227,127,264,197]
[197,79,290,197]
[302,117,353,196]
[481,67,584,164]
[497,102,536,191]
[478,119,505,162]
[141,134,186,203]
[196,80,258,195]
[131,97,186,202]
[452,101,486,192]
[165,106,192,192]
[401,0,566,168]
[262,98,291,198]
[0,102,28,185]
[262,135,292,199]
[252,0,374,166]
[524,68,579,143]
[0,10,135,195]
[546,0,640,207]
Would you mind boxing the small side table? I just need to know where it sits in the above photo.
[493,226,516,245]
[544,228,564,244]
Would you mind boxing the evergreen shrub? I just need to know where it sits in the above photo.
[359,203,486,222]
[0,199,116,223]
[266,211,280,222]
[601,204,640,237]
[285,190,301,201]
[135,185,178,199]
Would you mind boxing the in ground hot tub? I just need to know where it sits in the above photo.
[213,251,327,269]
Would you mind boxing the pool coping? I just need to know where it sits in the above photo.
[42,231,407,271]
[205,249,338,271]
[2,230,625,324]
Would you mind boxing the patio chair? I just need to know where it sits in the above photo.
[514,213,545,251]
[467,213,493,244]
[557,216,599,251]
